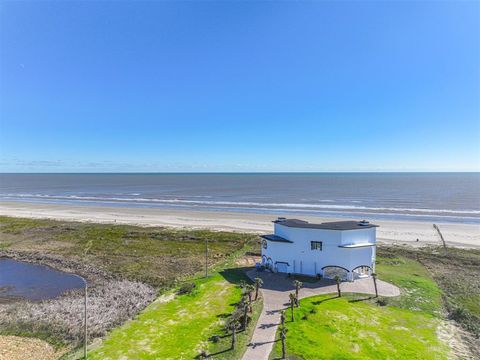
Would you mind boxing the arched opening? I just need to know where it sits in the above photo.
[275,261,289,273]
[321,265,350,281]
[261,255,267,264]
[266,257,274,270]
[351,265,373,279]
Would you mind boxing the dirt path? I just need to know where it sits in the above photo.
[0,336,65,360]
[242,270,400,360]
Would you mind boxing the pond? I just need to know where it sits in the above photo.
[0,258,85,302]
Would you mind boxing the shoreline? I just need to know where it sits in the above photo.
[1,201,479,248]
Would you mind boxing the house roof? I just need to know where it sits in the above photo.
[273,218,378,230]
[260,234,294,243]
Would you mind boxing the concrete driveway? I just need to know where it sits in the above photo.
[242,270,400,360]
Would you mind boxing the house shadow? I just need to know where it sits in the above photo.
[247,269,337,293]
[219,266,340,295]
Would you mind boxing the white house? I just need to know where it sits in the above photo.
[260,218,378,281]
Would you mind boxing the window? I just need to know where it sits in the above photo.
[311,241,323,251]
[262,239,268,249]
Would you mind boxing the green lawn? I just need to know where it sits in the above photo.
[89,270,260,360]
[375,254,443,315]
[271,295,449,360]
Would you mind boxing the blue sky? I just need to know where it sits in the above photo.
[0,1,479,172]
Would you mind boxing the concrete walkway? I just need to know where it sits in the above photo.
[242,270,400,360]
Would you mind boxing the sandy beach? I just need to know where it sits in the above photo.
[1,201,479,248]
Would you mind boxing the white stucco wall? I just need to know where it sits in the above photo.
[340,228,376,246]
[261,223,376,279]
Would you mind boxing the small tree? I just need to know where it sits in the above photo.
[238,280,246,290]
[280,326,288,359]
[280,310,286,327]
[231,321,237,350]
[372,272,378,298]
[242,300,249,330]
[227,318,239,350]
[254,277,263,300]
[245,284,255,310]
[293,280,302,307]
[289,293,296,321]
[334,275,342,297]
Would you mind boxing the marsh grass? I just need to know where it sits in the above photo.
[0,280,156,348]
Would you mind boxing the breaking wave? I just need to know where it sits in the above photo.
[1,193,479,218]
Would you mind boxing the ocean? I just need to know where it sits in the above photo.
[0,173,479,224]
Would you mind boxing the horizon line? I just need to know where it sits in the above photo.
[1,171,479,175]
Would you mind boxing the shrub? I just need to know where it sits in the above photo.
[449,306,467,321]
[377,298,388,306]
[209,335,220,343]
[177,283,196,295]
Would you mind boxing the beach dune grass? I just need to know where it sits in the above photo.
[271,294,449,360]
[89,270,259,360]
[377,246,480,341]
